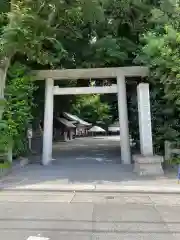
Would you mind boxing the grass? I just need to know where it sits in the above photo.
[0,161,12,169]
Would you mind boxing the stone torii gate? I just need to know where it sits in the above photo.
[35,66,164,176]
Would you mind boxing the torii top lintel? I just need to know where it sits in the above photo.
[34,66,149,80]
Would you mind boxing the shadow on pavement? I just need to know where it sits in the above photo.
[0,136,177,190]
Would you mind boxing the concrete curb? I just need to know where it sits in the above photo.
[1,185,180,194]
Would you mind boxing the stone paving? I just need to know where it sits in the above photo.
[1,191,180,205]
[0,136,178,193]
[0,192,180,239]
[52,136,122,165]
[0,137,179,239]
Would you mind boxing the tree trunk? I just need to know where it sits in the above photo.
[0,1,16,160]
[0,0,16,98]
[0,57,11,162]
[0,57,10,120]
[0,57,10,98]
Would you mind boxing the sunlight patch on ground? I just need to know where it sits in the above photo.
[27,236,49,240]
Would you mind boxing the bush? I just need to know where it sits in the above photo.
[0,62,36,158]
[0,161,11,169]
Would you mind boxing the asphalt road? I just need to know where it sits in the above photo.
[0,191,180,240]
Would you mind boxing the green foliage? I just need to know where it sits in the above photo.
[0,0,106,67]
[1,0,64,64]
[28,0,157,146]
[0,161,11,169]
[71,95,112,126]
[168,157,180,166]
[2,62,36,157]
[0,0,10,14]
[135,0,180,153]
[2,0,177,157]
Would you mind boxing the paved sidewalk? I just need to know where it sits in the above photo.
[1,192,180,239]
[0,137,179,194]
[0,164,179,194]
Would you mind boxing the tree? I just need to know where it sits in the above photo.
[3,62,36,157]
[135,0,180,151]
[2,0,169,156]
[71,94,112,126]
[0,0,61,97]
[0,0,105,97]
[0,0,105,157]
